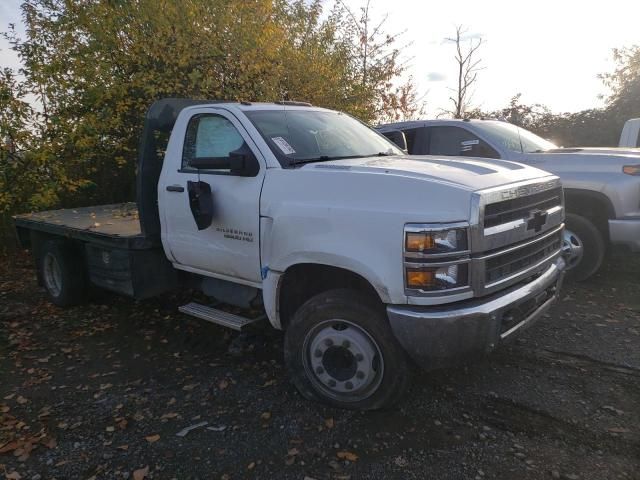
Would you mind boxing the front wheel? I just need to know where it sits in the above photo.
[563,213,605,282]
[284,289,410,410]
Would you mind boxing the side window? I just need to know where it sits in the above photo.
[402,128,420,153]
[428,126,499,159]
[182,114,245,168]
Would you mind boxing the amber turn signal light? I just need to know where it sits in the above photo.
[405,232,436,252]
[406,269,436,289]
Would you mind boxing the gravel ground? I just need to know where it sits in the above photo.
[1,251,639,480]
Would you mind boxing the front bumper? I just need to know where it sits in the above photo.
[609,218,640,252]
[387,257,565,370]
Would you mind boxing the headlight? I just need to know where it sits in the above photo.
[406,264,469,290]
[404,226,468,255]
[404,224,471,293]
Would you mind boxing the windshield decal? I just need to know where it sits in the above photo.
[271,136,296,155]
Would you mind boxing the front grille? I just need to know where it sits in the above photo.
[484,186,563,228]
[485,230,562,284]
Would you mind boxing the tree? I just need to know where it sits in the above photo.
[3,0,408,215]
[0,68,58,214]
[378,76,426,123]
[600,45,640,132]
[445,25,483,118]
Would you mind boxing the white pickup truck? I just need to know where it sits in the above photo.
[14,99,566,409]
[379,119,640,281]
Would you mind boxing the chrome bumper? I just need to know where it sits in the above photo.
[387,257,565,370]
[609,218,640,252]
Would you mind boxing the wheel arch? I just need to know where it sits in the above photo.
[563,188,614,241]
[269,262,387,331]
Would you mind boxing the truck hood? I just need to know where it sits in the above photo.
[303,154,554,192]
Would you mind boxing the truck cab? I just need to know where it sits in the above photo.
[15,100,566,409]
[378,119,640,281]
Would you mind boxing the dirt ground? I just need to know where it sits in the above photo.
[1,251,639,480]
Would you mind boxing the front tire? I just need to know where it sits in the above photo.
[284,289,410,410]
[39,240,87,306]
[563,213,605,281]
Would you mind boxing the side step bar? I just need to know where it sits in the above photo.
[179,302,265,331]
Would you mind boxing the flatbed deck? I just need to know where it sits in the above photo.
[14,203,156,249]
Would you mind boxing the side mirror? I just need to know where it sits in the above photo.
[229,143,260,177]
[189,156,230,170]
[382,129,408,151]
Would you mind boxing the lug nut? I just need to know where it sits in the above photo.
[345,381,354,390]
[342,340,351,348]
[356,371,365,379]
[355,353,364,362]
[324,338,334,347]
[314,349,323,358]
[316,366,324,374]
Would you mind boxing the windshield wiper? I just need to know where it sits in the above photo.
[289,153,394,167]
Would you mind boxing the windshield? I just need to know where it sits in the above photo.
[473,121,557,153]
[244,109,403,166]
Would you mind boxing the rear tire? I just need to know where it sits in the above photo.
[39,240,87,306]
[563,213,605,282]
[284,289,411,410]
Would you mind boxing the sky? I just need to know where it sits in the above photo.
[1,0,639,116]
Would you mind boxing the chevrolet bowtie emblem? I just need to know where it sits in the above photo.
[526,210,548,233]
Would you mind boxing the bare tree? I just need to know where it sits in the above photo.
[446,25,483,118]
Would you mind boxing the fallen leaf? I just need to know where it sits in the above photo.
[325,418,334,429]
[260,412,271,421]
[145,434,160,443]
[133,466,149,480]
[182,383,199,391]
[247,462,256,470]
[5,472,22,480]
[288,447,300,456]
[160,412,178,420]
[116,444,129,451]
[218,379,229,390]
[337,451,359,462]
[262,379,277,387]
[40,437,56,449]
[0,441,20,454]
[16,396,27,405]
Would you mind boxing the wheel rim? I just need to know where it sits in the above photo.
[43,252,62,297]
[562,228,584,270]
[302,319,384,403]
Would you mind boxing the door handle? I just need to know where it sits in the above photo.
[166,185,185,192]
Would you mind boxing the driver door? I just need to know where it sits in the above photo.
[160,108,265,284]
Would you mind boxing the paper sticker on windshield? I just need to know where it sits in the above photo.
[272,136,296,155]
[460,139,479,152]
